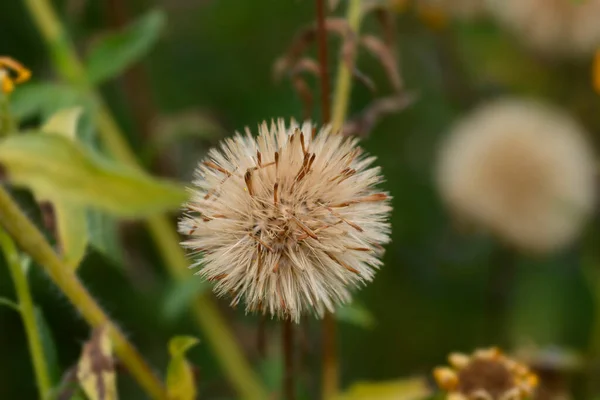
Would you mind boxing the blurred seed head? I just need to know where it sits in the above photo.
[487,0,600,56]
[434,347,539,400]
[437,98,596,254]
[179,119,391,322]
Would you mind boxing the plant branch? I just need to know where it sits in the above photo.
[331,0,363,132]
[0,228,52,400]
[0,186,166,399]
[283,318,295,400]
[23,1,267,398]
[316,0,331,125]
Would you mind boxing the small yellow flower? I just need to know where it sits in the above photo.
[434,347,538,400]
[593,49,600,94]
[0,57,31,94]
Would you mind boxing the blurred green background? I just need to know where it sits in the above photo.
[1,0,600,398]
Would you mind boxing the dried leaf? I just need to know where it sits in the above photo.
[360,35,403,91]
[166,336,200,400]
[342,93,416,137]
[77,326,118,400]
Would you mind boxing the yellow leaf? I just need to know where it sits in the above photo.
[335,377,431,400]
[77,326,118,400]
[40,108,88,270]
[594,49,600,94]
[41,107,82,140]
[166,336,199,400]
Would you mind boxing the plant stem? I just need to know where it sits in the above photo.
[331,0,363,132]
[321,312,338,400]
[316,0,331,125]
[0,228,52,400]
[283,318,295,400]
[0,186,166,399]
[315,0,341,398]
[23,1,268,398]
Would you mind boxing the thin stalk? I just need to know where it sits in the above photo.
[331,0,363,132]
[283,318,295,400]
[316,0,331,125]
[321,312,338,400]
[315,0,340,398]
[0,228,52,400]
[23,1,268,398]
[0,186,166,399]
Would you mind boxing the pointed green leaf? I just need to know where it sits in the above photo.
[41,108,89,270]
[9,82,86,122]
[336,302,376,329]
[86,10,166,84]
[335,377,431,400]
[166,336,199,400]
[0,133,189,217]
[34,307,61,384]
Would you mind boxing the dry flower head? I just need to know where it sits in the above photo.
[487,0,600,56]
[434,347,538,400]
[179,119,391,322]
[437,98,596,254]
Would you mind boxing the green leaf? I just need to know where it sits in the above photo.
[86,10,166,84]
[166,336,199,400]
[34,307,61,384]
[0,133,189,217]
[161,278,210,322]
[41,108,89,270]
[336,302,376,329]
[335,377,431,400]
[9,82,88,122]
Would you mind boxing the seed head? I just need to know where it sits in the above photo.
[437,99,596,254]
[487,0,600,56]
[179,119,391,322]
[434,347,539,400]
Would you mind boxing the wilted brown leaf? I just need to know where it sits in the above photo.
[77,326,118,400]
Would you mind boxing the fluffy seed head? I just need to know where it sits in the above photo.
[487,0,600,56]
[434,347,539,400]
[437,99,596,254]
[179,119,391,322]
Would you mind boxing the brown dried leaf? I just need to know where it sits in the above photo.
[76,326,118,400]
[360,35,403,91]
[292,76,314,121]
[342,93,416,137]
[273,18,354,82]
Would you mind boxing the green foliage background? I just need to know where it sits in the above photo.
[0,0,599,398]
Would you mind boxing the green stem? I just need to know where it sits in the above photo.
[330,0,363,133]
[0,228,52,400]
[0,186,167,400]
[23,1,268,398]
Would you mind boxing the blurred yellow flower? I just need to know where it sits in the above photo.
[434,347,538,400]
[0,57,31,94]
[594,49,600,94]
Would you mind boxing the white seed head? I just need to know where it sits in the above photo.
[419,0,486,20]
[487,0,600,56]
[437,98,596,254]
[179,119,391,322]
